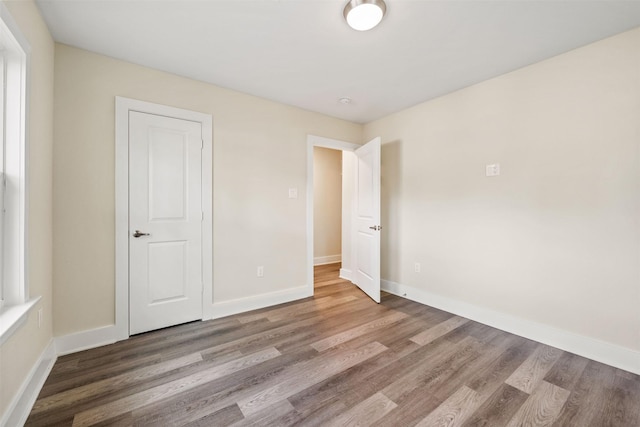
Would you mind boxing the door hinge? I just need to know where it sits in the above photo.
[201,211,204,221]
[201,139,204,150]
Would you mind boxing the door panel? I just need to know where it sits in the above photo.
[129,111,203,335]
[147,240,187,303]
[353,137,381,303]
[149,129,187,221]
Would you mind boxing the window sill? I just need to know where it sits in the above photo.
[0,296,41,346]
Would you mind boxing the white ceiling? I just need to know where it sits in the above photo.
[36,0,640,124]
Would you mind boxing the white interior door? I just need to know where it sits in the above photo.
[129,111,203,335]
[353,137,381,303]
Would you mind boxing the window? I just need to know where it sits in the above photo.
[0,3,33,344]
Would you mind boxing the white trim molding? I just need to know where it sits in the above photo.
[55,283,312,353]
[115,97,213,342]
[314,254,341,266]
[381,279,640,375]
[0,1,32,341]
[1,339,56,427]
[339,268,352,281]
[0,296,39,346]
[209,286,311,320]
[54,325,119,356]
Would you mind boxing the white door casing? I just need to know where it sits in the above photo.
[129,112,203,334]
[115,97,213,341]
[353,137,381,303]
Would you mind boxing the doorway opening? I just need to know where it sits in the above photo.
[312,146,349,293]
[306,135,381,303]
[306,135,359,298]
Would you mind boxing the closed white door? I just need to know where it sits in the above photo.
[353,137,381,303]
[129,111,203,335]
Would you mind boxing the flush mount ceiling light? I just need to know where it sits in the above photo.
[344,0,387,31]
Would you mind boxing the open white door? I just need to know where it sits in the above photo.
[353,137,381,303]
[129,111,203,335]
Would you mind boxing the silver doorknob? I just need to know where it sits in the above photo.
[369,225,382,231]
[133,230,150,238]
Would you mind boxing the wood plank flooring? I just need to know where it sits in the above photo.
[25,263,640,426]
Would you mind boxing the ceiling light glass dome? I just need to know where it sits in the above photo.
[344,0,387,31]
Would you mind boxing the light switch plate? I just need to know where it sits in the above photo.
[288,188,298,199]
[486,163,500,177]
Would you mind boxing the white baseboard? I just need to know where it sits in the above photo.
[54,324,119,356]
[1,339,56,427]
[381,279,640,375]
[208,286,312,320]
[55,285,314,353]
[313,254,341,266]
[339,268,352,281]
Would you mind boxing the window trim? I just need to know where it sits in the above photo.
[0,2,34,345]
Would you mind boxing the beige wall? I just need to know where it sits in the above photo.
[0,0,54,418]
[53,44,362,336]
[364,28,640,351]
[313,147,342,261]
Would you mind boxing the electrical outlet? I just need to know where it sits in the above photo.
[414,262,421,273]
[38,308,42,328]
[257,266,264,277]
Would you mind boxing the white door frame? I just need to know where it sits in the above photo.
[115,97,213,341]
[306,135,360,295]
